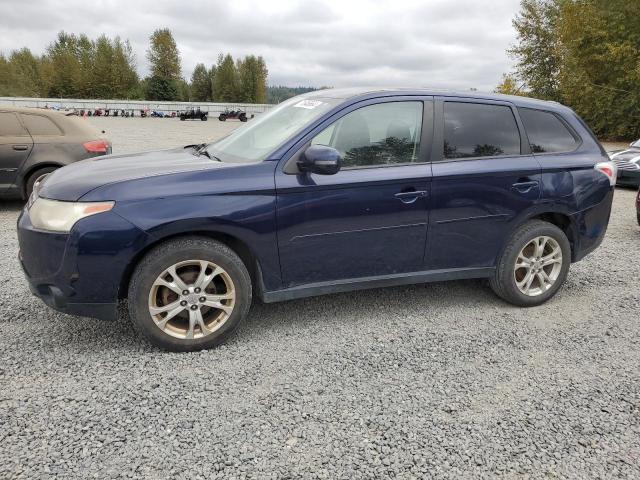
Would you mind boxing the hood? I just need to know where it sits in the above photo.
[610,147,640,162]
[39,147,236,201]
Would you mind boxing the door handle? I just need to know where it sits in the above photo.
[394,190,428,204]
[12,144,29,151]
[511,181,538,194]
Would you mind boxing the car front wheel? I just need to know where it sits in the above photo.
[490,220,571,307]
[128,237,252,351]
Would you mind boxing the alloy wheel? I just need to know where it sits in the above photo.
[148,260,236,339]
[513,235,563,297]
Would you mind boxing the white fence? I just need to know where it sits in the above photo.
[0,97,274,115]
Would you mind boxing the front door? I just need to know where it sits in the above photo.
[276,98,434,287]
[428,98,542,270]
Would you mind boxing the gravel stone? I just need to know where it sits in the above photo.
[0,118,639,478]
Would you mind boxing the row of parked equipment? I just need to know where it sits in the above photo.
[60,107,253,122]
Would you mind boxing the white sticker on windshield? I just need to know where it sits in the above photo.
[293,100,324,109]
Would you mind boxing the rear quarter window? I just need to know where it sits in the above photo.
[518,108,578,153]
[20,114,63,136]
[0,112,29,136]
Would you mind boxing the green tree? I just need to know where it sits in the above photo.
[91,35,115,98]
[508,0,561,101]
[146,75,177,101]
[111,38,139,98]
[8,48,42,96]
[145,29,182,101]
[494,73,524,96]
[237,55,268,103]
[46,31,83,97]
[190,63,211,101]
[147,28,181,81]
[213,54,238,102]
[208,65,217,101]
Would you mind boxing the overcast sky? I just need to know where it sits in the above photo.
[0,0,520,91]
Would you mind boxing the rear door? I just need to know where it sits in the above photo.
[0,111,33,193]
[276,97,434,287]
[428,97,541,270]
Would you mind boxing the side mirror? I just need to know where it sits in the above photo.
[297,145,341,175]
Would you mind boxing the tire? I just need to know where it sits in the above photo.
[218,114,226,122]
[25,166,57,199]
[201,115,208,121]
[239,113,247,122]
[128,237,252,351]
[489,220,571,307]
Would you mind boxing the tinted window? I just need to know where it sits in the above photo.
[20,114,63,136]
[0,112,28,136]
[312,101,424,168]
[519,108,578,153]
[443,102,521,159]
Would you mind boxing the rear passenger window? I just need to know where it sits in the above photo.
[443,102,521,159]
[20,114,63,136]
[0,112,28,136]
[518,108,578,153]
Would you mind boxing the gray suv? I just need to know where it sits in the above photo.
[0,107,111,199]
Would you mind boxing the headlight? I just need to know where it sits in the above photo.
[29,198,115,232]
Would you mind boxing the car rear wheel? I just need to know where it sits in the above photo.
[490,220,571,307]
[218,114,226,122]
[128,237,252,351]
[25,166,57,199]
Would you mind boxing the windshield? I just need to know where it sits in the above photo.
[631,139,640,148]
[206,96,340,162]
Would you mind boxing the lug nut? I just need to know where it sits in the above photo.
[182,290,189,295]
[194,287,201,293]
[190,305,198,310]
[199,297,206,302]
[180,300,187,307]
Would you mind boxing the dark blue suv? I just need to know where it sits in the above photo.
[17,88,616,351]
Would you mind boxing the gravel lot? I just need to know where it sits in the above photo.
[1,118,639,478]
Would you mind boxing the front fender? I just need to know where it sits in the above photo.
[113,193,281,291]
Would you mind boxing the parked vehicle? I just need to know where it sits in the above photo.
[17,88,616,351]
[608,139,640,187]
[218,109,251,122]
[1,106,111,199]
[150,110,165,118]
[180,108,208,121]
[636,188,640,226]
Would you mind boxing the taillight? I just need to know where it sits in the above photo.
[595,161,617,186]
[83,140,110,153]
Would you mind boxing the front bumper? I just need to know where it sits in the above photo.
[18,206,148,321]
[616,169,640,187]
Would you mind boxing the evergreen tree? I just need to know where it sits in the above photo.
[237,55,268,103]
[508,0,561,101]
[213,54,238,102]
[111,38,139,98]
[145,28,182,101]
[8,48,42,97]
[190,63,211,101]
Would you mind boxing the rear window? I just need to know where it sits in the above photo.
[0,112,28,136]
[20,114,63,136]
[518,108,578,153]
[444,102,521,159]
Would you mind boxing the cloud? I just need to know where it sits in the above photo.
[0,0,519,91]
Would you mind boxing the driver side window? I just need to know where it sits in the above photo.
[311,101,423,168]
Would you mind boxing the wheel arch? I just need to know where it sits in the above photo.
[20,162,65,198]
[118,230,262,301]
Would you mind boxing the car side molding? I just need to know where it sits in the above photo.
[260,267,495,303]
